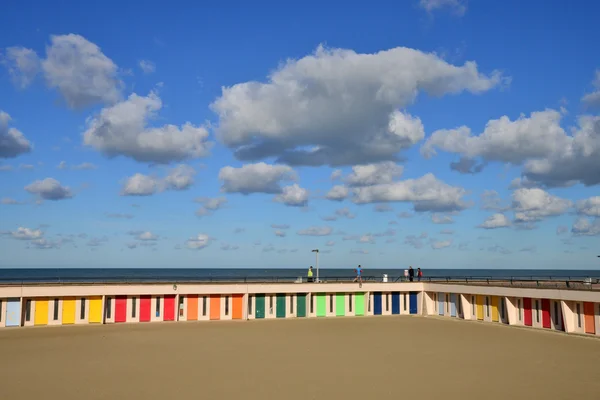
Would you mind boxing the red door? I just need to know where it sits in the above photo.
[523,298,532,326]
[115,296,127,323]
[164,295,175,321]
[140,295,151,322]
[541,299,551,328]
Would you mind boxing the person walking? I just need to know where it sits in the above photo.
[353,265,363,288]
[408,266,414,282]
[307,266,314,283]
[417,268,423,282]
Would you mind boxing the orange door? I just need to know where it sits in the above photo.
[232,294,243,320]
[187,295,198,321]
[210,295,221,320]
[583,302,596,334]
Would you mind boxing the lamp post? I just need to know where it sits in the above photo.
[312,249,319,283]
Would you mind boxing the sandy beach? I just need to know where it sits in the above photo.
[1,316,599,400]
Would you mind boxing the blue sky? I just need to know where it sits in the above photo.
[1,0,599,269]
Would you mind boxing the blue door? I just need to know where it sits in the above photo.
[409,292,418,314]
[391,292,400,314]
[450,294,457,317]
[373,292,382,315]
[6,298,21,327]
[438,292,445,316]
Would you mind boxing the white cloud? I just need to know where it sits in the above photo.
[556,225,569,235]
[29,238,61,250]
[121,173,159,196]
[57,161,67,169]
[352,173,468,212]
[106,213,133,219]
[195,196,227,217]
[1,197,24,205]
[335,207,355,219]
[220,243,239,251]
[1,47,40,88]
[0,165,13,171]
[10,227,43,240]
[42,34,122,108]
[83,92,212,163]
[19,164,34,170]
[431,213,454,224]
[449,157,485,174]
[479,213,511,229]
[273,183,309,207]
[72,162,97,170]
[422,109,600,187]
[359,234,375,244]
[398,211,413,218]
[139,60,156,74]
[575,196,600,217]
[326,185,348,201]
[508,177,539,190]
[271,224,290,229]
[404,233,428,249]
[25,178,73,200]
[431,240,452,249]
[571,217,600,236]
[440,229,454,235]
[511,188,572,222]
[330,169,342,180]
[581,70,600,108]
[419,0,467,15]
[480,190,510,211]
[0,111,33,158]
[274,230,286,237]
[137,231,158,241]
[374,204,393,212]
[121,165,196,196]
[326,240,335,246]
[219,162,295,194]
[186,233,210,250]
[344,162,403,186]
[297,226,333,236]
[212,45,504,166]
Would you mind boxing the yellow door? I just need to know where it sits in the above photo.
[34,299,49,325]
[62,297,76,324]
[89,297,102,323]
[476,295,484,320]
[491,296,499,322]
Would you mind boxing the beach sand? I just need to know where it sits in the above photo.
[1,316,599,400]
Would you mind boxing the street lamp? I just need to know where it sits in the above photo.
[312,249,319,283]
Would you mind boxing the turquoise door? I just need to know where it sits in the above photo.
[6,298,20,327]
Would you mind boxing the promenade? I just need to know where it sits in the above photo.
[0,316,598,400]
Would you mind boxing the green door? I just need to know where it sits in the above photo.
[255,294,265,319]
[336,293,345,316]
[316,293,326,317]
[297,294,307,317]
[355,293,365,316]
[276,294,286,318]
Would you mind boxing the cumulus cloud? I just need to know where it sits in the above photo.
[139,60,156,74]
[271,224,290,229]
[41,34,122,108]
[511,188,572,223]
[440,229,454,235]
[431,213,454,224]
[121,165,196,196]
[1,47,40,88]
[84,92,212,163]
[273,184,309,207]
[186,233,210,250]
[274,230,286,237]
[330,169,343,180]
[419,0,467,16]
[488,245,511,254]
[0,111,33,158]
[571,217,600,236]
[556,225,569,235]
[344,162,403,186]
[10,227,44,240]
[480,190,510,211]
[219,162,295,194]
[335,207,355,219]
[195,196,227,217]
[374,204,393,212]
[431,240,452,249]
[87,236,108,247]
[137,231,158,241]
[422,109,600,187]
[326,240,335,246]
[25,178,73,200]
[57,161,98,170]
[478,213,511,229]
[404,233,428,249]
[325,185,348,201]
[297,226,333,236]
[581,70,600,108]
[220,243,239,251]
[352,173,469,212]
[211,45,504,167]
[398,211,413,218]
[508,177,539,190]
[1,197,24,205]
[575,196,600,217]
[449,157,485,174]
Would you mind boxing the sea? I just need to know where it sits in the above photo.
[0,268,599,284]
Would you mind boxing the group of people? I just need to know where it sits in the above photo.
[307,265,422,286]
